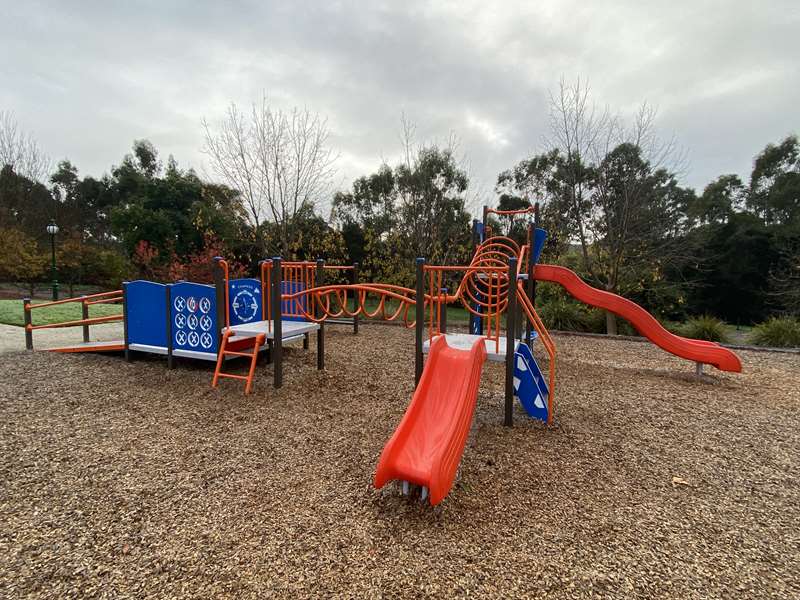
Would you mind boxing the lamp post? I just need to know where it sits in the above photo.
[46,221,59,300]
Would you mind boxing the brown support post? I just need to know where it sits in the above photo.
[315,259,325,370]
[272,257,283,388]
[415,258,425,386]
[122,283,131,362]
[81,296,90,343]
[165,285,174,369]
[352,262,359,335]
[505,257,518,427]
[23,297,33,350]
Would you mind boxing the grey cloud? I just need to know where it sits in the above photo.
[1,0,797,205]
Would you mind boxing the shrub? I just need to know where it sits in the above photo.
[749,317,800,348]
[681,315,730,343]
[538,298,593,332]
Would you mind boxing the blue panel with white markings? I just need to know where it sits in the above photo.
[228,278,262,325]
[513,342,549,422]
[170,281,217,354]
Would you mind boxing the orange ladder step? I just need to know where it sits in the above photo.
[211,331,266,394]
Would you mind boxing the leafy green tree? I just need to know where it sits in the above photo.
[747,135,800,226]
[689,174,744,225]
[0,227,47,294]
[333,142,472,285]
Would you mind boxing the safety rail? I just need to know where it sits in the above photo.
[23,290,124,350]
[515,281,556,423]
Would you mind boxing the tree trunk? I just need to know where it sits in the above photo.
[605,310,618,335]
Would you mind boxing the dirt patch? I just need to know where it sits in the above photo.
[1,326,798,598]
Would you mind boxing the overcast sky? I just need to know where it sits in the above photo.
[2,0,798,210]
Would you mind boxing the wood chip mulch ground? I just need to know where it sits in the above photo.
[1,325,798,598]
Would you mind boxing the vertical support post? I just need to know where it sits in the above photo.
[504,258,518,427]
[415,258,425,386]
[23,297,33,351]
[81,296,90,343]
[122,283,131,362]
[440,287,448,334]
[165,285,174,369]
[315,258,325,370]
[212,257,227,356]
[352,262,359,335]
[49,231,59,301]
[482,205,489,235]
[272,257,283,388]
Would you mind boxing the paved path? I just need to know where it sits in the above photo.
[0,323,125,354]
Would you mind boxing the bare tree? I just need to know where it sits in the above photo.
[202,97,337,253]
[543,78,689,333]
[0,110,51,182]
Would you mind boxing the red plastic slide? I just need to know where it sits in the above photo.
[374,336,487,505]
[534,264,742,373]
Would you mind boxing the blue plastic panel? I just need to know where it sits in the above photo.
[282,281,308,322]
[170,281,217,354]
[125,280,168,348]
[532,228,548,264]
[513,342,549,422]
[228,278,263,325]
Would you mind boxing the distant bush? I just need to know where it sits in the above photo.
[681,315,730,343]
[749,317,800,348]
[538,298,593,332]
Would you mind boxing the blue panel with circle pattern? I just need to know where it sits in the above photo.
[170,281,218,354]
[228,278,263,326]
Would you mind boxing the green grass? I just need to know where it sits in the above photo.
[0,299,122,327]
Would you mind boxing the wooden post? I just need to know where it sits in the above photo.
[505,258,518,427]
[272,257,283,388]
[415,257,425,386]
[352,262,359,335]
[81,296,90,343]
[316,258,325,370]
[23,297,33,350]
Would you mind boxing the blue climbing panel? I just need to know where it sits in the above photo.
[170,281,218,355]
[513,342,549,422]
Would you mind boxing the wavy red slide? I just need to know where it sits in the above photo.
[374,336,487,505]
[534,264,742,373]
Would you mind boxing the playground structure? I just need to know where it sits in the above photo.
[21,204,742,506]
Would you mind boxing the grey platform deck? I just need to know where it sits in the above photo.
[422,333,537,363]
[223,319,320,340]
